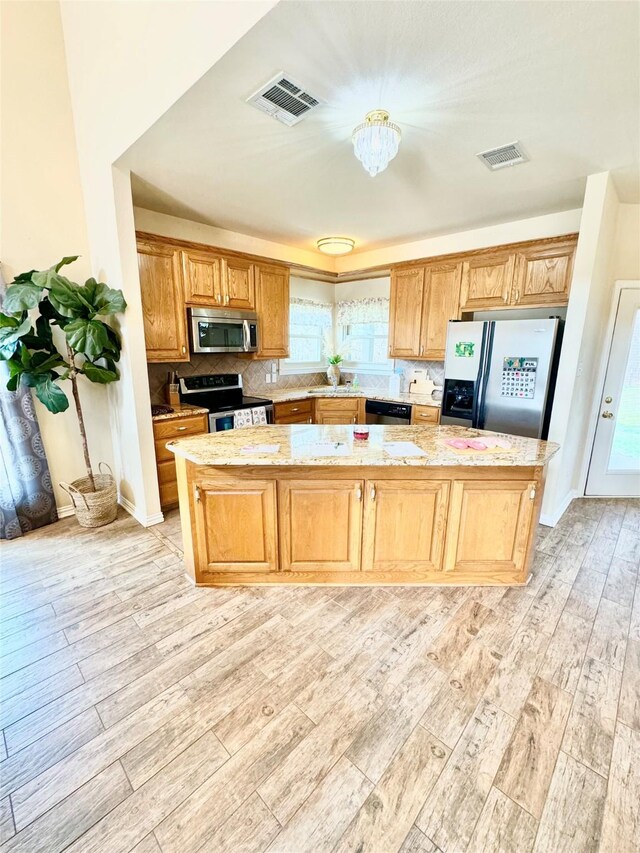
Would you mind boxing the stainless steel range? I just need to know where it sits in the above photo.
[178,373,273,432]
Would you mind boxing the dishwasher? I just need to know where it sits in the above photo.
[365,399,412,425]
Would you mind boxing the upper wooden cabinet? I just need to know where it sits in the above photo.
[421,262,463,359]
[511,240,575,306]
[459,253,516,311]
[254,263,290,359]
[389,267,425,358]
[389,262,461,360]
[221,257,255,310]
[137,240,189,362]
[181,248,221,306]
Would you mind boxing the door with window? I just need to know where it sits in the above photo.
[586,286,640,496]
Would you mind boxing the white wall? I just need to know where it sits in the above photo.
[612,204,640,279]
[335,277,390,301]
[0,0,114,515]
[134,208,332,273]
[334,209,583,273]
[59,0,276,524]
[541,173,620,523]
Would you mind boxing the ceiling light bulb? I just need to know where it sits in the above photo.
[352,109,401,177]
[317,237,355,255]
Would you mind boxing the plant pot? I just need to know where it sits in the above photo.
[327,364,341,387]
[60,462,118,528]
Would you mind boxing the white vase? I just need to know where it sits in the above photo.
[327,364,341,388]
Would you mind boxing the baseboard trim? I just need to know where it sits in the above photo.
[539,489,580,528]
[119,496,164,528]
[56,504,76,519]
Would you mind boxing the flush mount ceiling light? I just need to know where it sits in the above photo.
[352,109,401,177]
[317,237,355,255]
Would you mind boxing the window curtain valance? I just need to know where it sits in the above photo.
[290,297,333,327]
[336,296,389,326]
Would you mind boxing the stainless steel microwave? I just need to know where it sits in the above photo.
[188,308,259,354]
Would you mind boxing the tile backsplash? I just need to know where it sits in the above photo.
[147,356,444,404]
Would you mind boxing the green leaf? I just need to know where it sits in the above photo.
[103,325,122,361]
[6,373,19,392]
[0,316,31,359]
[54,256,79,272]
[13,269,37,283]
[82,361,119,383]
[33,376,69,413]
[48,274,93,317]
[64,318,108,358]
[82,279,126,315]
[2,282,42,314]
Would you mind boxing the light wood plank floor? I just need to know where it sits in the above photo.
[0,497,638,853]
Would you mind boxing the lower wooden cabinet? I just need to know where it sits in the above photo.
[314,397,363,424]
[443,479,537,578]
[362,480,449,572]
[194,479,278,572]
[274,399,313,424]
[153,413,208,509]
[278,480,363,572]
[411,404,440,425]
[182,469,541,584]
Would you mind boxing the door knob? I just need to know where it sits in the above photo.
[604,396,612,404]
[602,411,614,419]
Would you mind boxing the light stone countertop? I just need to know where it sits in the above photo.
[151,403,209,422]
[263,385,443,408]
[167,423,559,468]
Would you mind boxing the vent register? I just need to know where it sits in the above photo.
[247,74,324,126]
[477,141,528,170]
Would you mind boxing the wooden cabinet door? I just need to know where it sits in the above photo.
[459,254,516,310]
[254,264,290,358]
[389,267,425,358]
[410,405,440,425]
[221,257,255,309]
[314,398,359,425]
[443,479,536,581]
[137,240,189,362]
[362,480,449,572]
[194,479,277,573]
[511,240,575,306]
[181,249,222,306]
[278,480,363,572]
[421,262,462,359]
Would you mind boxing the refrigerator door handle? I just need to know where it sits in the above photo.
[471,323,488,428]
[474,322,494,429]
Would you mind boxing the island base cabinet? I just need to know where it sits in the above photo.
[362,480,449,572]
[278,480,363,573]
[443,479,537,582]
[193,479,278,573]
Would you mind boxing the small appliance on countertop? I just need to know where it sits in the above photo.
[178,373,273,432]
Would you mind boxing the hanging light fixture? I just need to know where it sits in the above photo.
[352,109,401,177]
[316,237,355,255]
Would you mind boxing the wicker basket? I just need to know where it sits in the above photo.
[60,462,118,528]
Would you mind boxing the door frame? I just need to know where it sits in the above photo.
[581,280,640,496]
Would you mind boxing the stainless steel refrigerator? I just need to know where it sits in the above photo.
[440,318,563,439]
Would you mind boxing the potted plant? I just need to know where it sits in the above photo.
[326,353,343,388]
[0,257,127,527]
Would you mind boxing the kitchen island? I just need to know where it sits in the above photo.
[168,424,558,587]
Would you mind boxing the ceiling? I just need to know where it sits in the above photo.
[125,0,640,255]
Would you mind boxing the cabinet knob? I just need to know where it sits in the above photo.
[356,487,362,501]
[292,407,299,412]
[601,411,614,419]
[182,345,186,354]
[370,486,376,501]
[177,426,187,431]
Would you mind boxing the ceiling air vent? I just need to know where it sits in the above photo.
[477,141,528,171]
[246,73,324,126]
